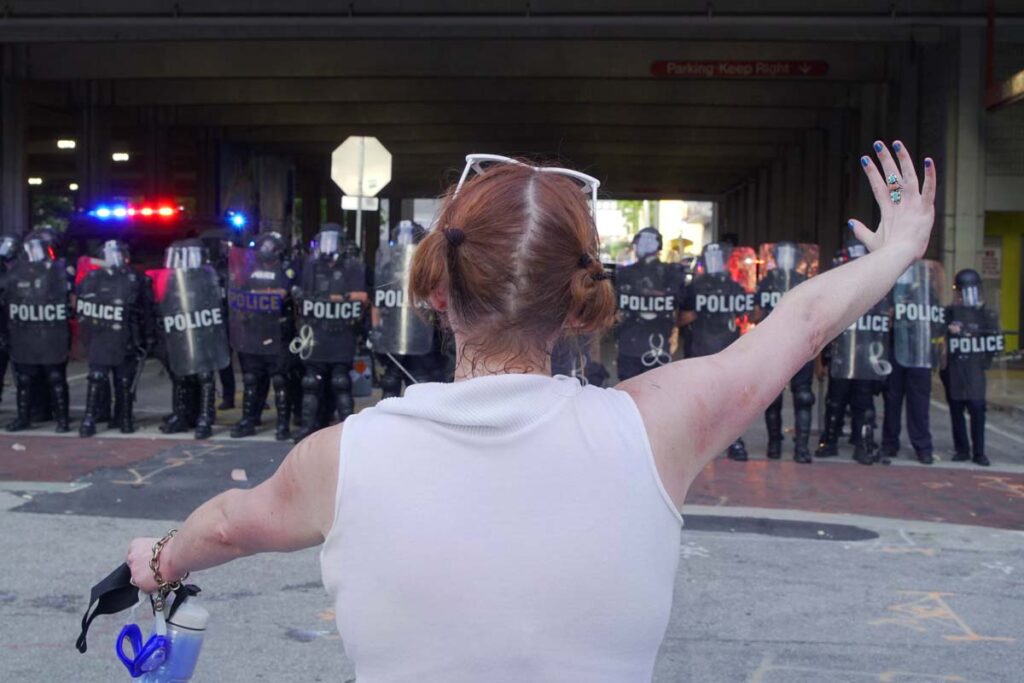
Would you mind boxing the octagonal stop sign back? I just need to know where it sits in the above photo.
[331,136,392,197]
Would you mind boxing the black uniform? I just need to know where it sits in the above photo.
[941,302,1001,466]
[756,264,814,463]
[226,238,296,440]
[5,244,73,433]
[0,236,18,404]
[76,258,153,436]
[614,258,684,381]
[292,244,367,442]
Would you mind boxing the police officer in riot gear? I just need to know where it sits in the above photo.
[614,228,684,381]
[291,227,368,442]
[76,240,152,437]
[940,269,1001,467]
[817,240,892,465]
[371,221,447,398]
[755,241,814,464]
[0,235,19,404]
[227,232,296,440]
[200,229,237,411]
[153,239,232,439]
[680,241,756,461]
[5,230,72,432]
[882,260,944,464]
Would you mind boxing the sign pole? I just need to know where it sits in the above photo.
[355,137,365,249]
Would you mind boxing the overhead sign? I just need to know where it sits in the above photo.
[651,60,829,79]
[981,247,1002,279]
[331,136,392,197]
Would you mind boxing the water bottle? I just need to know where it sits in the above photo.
[140,597,209,682]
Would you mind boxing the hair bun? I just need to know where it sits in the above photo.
[444,227,466,247]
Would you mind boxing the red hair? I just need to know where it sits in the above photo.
[410,162,614,372]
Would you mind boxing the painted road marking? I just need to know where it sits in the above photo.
[871,591,1014,643]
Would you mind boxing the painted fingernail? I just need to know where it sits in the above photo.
[924,158,933,168]
[861,156,870,167]
[847,220,855,230]
[873,142,883,153]
[893,141,902,152]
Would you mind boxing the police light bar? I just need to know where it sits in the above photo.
[226,211,247,229]
[88,202,180,221]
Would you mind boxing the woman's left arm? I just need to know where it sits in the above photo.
[126,425,342,593]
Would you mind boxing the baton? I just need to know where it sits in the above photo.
[130,350,147,398]
[386,352,419,385]
[816,376,825,433]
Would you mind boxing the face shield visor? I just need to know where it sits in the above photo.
[846,243,868,260]
[0,237,17,261]
[773,243,799,272]
[255,233,283,263]
[102,240,127,268]
[394,221,417,247]
[634,232,661,260]
[23,238,51,263]
[959,284,982,307]
[703,244,727,276]
[313,231,341,259]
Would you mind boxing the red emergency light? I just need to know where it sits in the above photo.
[88,201,180,221]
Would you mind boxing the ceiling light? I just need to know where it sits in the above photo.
[57,139,76,150]
[111,152,130,162]
[69,182,79,191]
[27,177,42,186]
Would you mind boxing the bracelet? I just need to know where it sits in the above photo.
[149,529,189,595]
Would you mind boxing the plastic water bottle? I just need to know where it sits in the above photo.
[140,598,209,682]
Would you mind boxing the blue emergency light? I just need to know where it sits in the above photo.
[88,202,179,221]
[226,211,248,229]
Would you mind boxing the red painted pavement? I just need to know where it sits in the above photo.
[0,436,169,483]
[687,459,1024,531]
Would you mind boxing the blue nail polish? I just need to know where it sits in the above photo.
[873,142,883,153]
[861,156,870,167]
[924,158,933,168]
[847,221,854,230]
[893,141,902,152]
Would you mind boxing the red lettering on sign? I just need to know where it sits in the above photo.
[650,60,829,79]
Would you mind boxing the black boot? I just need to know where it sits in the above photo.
[853,413,877,465]
[273,376,291,441]
[160,378,192,434]
[727,438,748,462]
[118,376,136,434]
[95,378,112,424]
[765,403,783,460]
[815,401,842,458]
[79,375,103,438]
[195,376,216,440]
[793,403,813,464]
[293,373,321,443]
[230,378,260,438]
[332,366,354,423]
[5,374,33,432]
[50,376,70,433]
[109,376,123,430]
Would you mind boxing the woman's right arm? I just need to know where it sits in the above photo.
[622,141,936,506]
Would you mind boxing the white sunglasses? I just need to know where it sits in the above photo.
[453,153,601,223]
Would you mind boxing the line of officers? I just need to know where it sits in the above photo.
[0,221,452,443]
[609,228,1002,467]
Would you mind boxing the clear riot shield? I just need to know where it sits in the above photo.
[75,267,135,366]
[757,243,821,280]
[830,297,893,380]
[227,246,290,357]
[7,259,70,365]
[372,243,433,356]
[293,255,366,363]
[892,259,945,369]
[614,260,682,364]
[945,305,1003,401]
[149,266,231,376]
[755,243,819,314]
[688,248,757,359]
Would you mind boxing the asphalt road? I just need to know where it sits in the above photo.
[0,363,1021,682]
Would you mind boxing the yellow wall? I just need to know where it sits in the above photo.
[984,212,1022,351]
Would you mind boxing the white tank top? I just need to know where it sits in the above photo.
[320,374,682,682]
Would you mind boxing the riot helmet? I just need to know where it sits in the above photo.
[23,237,52,263]
[954,268,983,307]
[0,235,19,262]
[312,227,343,261]
[844,239,868,260]
[164,239,207,270]
[101,239,129,269]
[252,231,285,264]
[702,242,729,276]
[633,227,663,261]
[772,241,799,272]
[392,220,426,247]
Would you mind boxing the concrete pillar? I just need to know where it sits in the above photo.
[801,130,823,244]
[745,181,757,248]
[296,157,322,245]
[0,50,26,235]
[784,144,802,237]
[756,167,770,247]
[820,112,846,263]
[78,81,113,207]
[945,27,987,276]
[769,157,785,235]
[194,128,220,220]
[143,106,171,198]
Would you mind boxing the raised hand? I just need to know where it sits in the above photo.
[849,140,936,259]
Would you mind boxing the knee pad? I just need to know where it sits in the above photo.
[794,387,815,409]
[46,367,65,385]
[301,373,322,392]
[87,369,108,383]
[331,369,352,393]
[271,373,288,393]
[242,372,260,387]
[15,371,34,386]
[380,372,402,394]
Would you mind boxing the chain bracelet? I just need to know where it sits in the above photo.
[149,529,189,609]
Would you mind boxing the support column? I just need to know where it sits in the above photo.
[756,167,770,247]
[820,112,846,263]
[801,130,823,244]
[296,156,322,245]
[194,128,220,220]
[769,157,785,235]
[947,27,987,276]
[1,49,26,235]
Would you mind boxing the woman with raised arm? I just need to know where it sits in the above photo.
[126,143,935,682]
